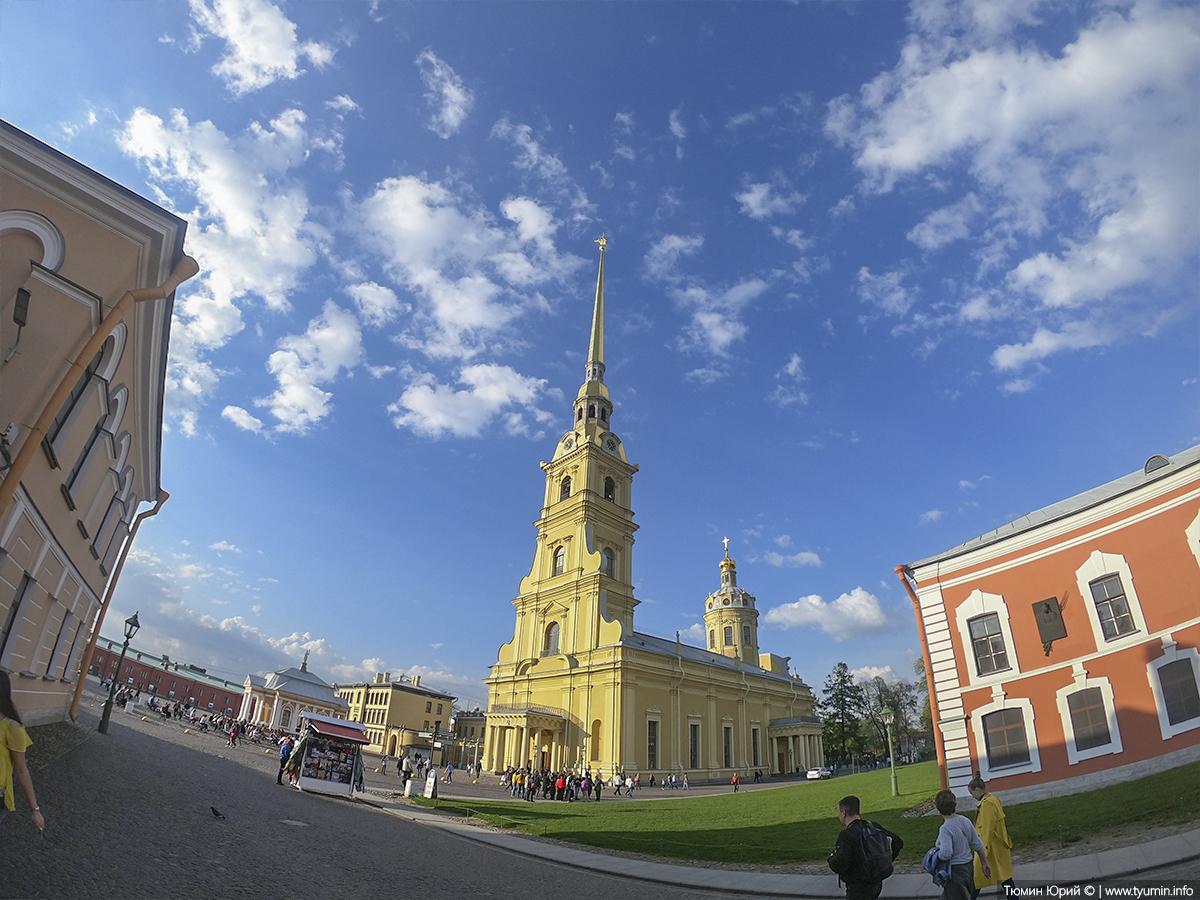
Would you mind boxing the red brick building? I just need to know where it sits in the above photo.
[89,640,241,715]
[901,446,1200,803]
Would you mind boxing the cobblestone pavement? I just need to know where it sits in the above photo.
[0,687,788,900]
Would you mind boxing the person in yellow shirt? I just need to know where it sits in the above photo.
[1,671,44,831]
[968,773,1013,897]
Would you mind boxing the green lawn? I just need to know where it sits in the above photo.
[412,761,1199,864]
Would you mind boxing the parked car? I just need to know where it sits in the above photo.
[806,766,832,780]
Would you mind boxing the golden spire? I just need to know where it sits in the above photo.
[587,234,607,369]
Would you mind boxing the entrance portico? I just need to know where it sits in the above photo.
[484,705,569,771]
[767,717,824,775]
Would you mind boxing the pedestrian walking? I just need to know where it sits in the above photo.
[827,794,903,899]
[276,735,293,785]
[731,772,741,792]
[0,672,43,832]
[933,790,991,900]
[968,774,1014,897]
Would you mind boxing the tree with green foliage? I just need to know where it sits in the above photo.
[819,662,864,766]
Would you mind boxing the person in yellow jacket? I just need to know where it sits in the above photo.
[968,773,1014,897]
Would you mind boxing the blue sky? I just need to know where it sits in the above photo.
[3,1,1196,710]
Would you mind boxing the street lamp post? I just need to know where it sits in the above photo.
[884,708,899,797]
[98,612,140,734]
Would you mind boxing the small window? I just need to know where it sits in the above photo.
[1066,688,1111,751]
[560,476,571,501]
[751,727,760,767]
[724,626,733,646]
[1159,658,1200,726]
[281,709,292,729]
[604,477,615,502]
[553,546,566,576]
[723,726,733,768]
[437,704,443,715]
[588,404,595,418]
[576,408,583,421]
[543,622,560,656]
[742,625,751,647]
[1089,575,1136,640]
[424,720,430,730]
[969,614,1010,675]
[982,708,1030,769]
[690,722,701,768]
[602,548,614,577]
[708,630,715,649]
[647,720,659,769]
[426,701,432,713]
[600,408,608,422]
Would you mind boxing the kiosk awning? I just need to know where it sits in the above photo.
[303,714,369,744]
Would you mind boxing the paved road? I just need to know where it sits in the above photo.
[1,689,789,900]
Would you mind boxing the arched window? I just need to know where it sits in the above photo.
[724,626,733,646]
[577,408,583,421]
[591,719,602,758]
[281,708,292,729]
[559,476,571,501]
[604,477,616,502]
[588,404,595,418]
[601,548,614,577]
[742,625,752,647]
[709,630,715,649]
[553,546,566,576]
[543,622,560,656]
[600,408,607,422]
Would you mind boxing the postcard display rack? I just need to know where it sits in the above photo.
[295,712,369,798]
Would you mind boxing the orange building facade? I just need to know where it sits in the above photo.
[901,446,1200,802]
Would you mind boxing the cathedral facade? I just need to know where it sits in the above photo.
[484,240,823,780]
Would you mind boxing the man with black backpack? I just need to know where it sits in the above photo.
[828,795,904,899]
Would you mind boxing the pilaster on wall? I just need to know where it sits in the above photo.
[918,585,974,788]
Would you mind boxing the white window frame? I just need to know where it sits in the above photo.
[1186,509,1200,573]
[971,689,1041,781]
[954,590,1019,687]
[1054,666,1122,765]
[1146,637,1200,740]
[1075,551,1147,651]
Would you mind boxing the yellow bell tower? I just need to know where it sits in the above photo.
[702,538,760,665]
[493,236,639,669]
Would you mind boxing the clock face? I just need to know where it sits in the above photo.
[604,437,617,452]
[564,437,575,451]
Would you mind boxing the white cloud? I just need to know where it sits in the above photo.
[188,0,334,95]
[907,193,982,251]
[346,281,404,328]
[680,622,706,643]
[356,175,584,359]
[920,509,944,523]
[491,117,595,221]
[828,1,1200,366]
[771,353,809,407]
[762,550,822,568]
[644,235,769,356]
[685,367,727,385]
[389,363,549,438]
[735,178,805,220]
[415,48,474,138]
[119,106,326,434]
[857,267,913,316]
[222,406,263,433]
[255,301,363,433]
[325,94,359,114]
[773,534,792,548]
[209,541,241,553]
[850,664,898,684]
[669,108,687,140]
[763,587,889,641]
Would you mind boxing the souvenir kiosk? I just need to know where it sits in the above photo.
[293,712,369,797]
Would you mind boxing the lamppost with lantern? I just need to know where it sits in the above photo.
[884,708,899,797]
[98,612,140,734]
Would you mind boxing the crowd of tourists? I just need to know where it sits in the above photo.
[495,766,692,801]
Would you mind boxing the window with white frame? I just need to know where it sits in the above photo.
[647,719,659,769]
[689,721,701,768]
[1055,669,1122,765]
[1075,551,1147,651]
[968,613,1010,676]
[955,591,1019,686]
[1147,638,1200,739]
[552,546,566,577]
[971,691,1041,780]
